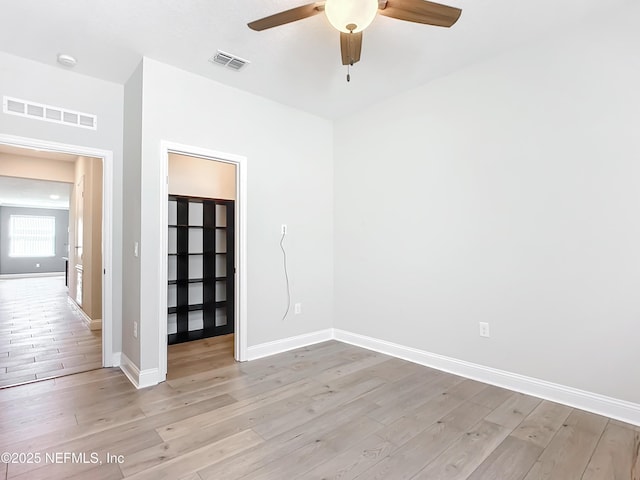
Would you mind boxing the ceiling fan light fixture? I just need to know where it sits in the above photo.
[325,0,378,33]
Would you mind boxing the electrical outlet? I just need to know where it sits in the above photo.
[479,322,490,338]
[133,321,138,338]
[134,242,139,257]
[35,263,40,268]
[281,224,287,235]
[294,303,302,315]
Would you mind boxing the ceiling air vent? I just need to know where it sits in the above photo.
[2,96,97,130]
[209,50,250,71]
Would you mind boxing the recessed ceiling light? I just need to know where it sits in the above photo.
[57,54,77,68]
[49,194,60,200]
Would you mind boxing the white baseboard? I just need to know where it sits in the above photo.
[247,328,334,361]
[0,272,64,279]
[111,352,122,367]
[87,318,102,331]
[67,297,102,330]
[119,353,160,389]
[333,329,640,427]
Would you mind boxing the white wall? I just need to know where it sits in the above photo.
[122,62,144,366]
[334,6,640,404]
[136,58,334,371]
[0,51,124,358]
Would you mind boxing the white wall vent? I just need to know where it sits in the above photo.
[209,50,250,71]
[2,96,97,130]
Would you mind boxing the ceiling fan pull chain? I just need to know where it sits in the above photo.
[346,28,354,83]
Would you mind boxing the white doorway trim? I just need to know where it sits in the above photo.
[159,141,248,378]
[0,133,115,367]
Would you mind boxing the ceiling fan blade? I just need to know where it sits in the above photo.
[248,3,324,31]
[379,0,461,27]
[340,31,363,65]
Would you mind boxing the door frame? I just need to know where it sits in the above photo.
[159,141,248,377]
[0,133,115,367]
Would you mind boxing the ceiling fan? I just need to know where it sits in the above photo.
[248,0,462,80]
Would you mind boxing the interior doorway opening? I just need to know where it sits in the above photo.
[0,142,107,387]
[159,141,247,382]
[165,153,237,380]
[0,134,115,374]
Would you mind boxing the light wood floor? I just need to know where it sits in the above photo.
[1,340,638,479]
[0,275,102,388]
[167,334,235,381]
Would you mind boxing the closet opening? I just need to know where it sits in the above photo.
[165,152,237,380]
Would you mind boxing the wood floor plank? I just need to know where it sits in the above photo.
[250,375,385,440]
[140,381,247,417]
[157,378,317,441]
[0,276,101,388]
[0,408,77,439]
[125,429,263,480]
[0,373,36,387]
[466,436,543,480]
[375,379,487,447]
[353,356,430,382]
[312,350,390,384]
[298,433,394,480]
[165,362,245,391]
[484,393,541,429]
[610,419,640,433]
[176,474,200,480]
[2,390,234,463]
[0,375,134,424]
[411,420,511,480]
[511,400,573,449]
[582,422,640,480]
[65,463,123,480]
[197,396,379,480]
[365,372,460,426]
[469,384,515,410]
[363,426,459,479]
[523,409,609,480]
[167,389,311,441]
[7,429,163,479]
[121,412,254,476]
[239,415,383,480]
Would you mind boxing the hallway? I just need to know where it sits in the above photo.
[0,275,101,388]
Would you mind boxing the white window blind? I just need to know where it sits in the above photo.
[9,215,56,257]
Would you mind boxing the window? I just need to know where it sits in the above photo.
[9,215,56,257]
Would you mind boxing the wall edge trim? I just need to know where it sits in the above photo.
[0,272,64,279]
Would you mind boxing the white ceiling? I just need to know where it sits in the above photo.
[0,0,630,118]
[0,144,76,209]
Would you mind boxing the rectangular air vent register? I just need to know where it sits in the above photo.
[2,96,97,130]
[209,50,249,71]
